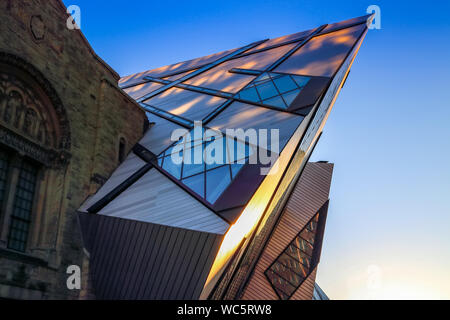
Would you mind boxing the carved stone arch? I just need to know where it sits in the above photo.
[0,52,71,167]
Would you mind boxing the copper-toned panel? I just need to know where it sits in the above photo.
[274,24,366,77]
[184,43,297,93]
[246,29,315,53]
[241,162,333,300]
[123,82,164,100]
[119,48,237,87]
[144,87,227,121]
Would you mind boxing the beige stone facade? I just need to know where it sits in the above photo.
[0,0,147,299]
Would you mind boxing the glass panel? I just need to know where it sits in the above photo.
[205,137,230,170]
[282,89,301,106]
[227,137,254,163]
[274,24,366,77]
[182,162,204,179]
[293,236,314,256]
[292,75,310,88]
[182,173,205,198]
[278,252,309,277]
[255,81,279,100]
[299,228,316,245]
[263,95,287,109]
[286,243,312,268]
[8,160,38,252]
[254,73,271,84]
[238,86,260,102]
[162,156,182,180]
[273,75,297,94]
[266,270,296,298]
[206,165,231,204]
[270,262,304,287]
[182,143,205,178]
[231,163,245,179]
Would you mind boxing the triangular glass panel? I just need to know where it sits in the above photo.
[238,86,260,102]
[282,89,301,106]
[273,75,297,94]
[162,156,182,180]
[255,80,279,100]
[182,173,205,199]
[206,165,231,204]
[231,163,245,179]
[292,75,310,88]
[263,95,288,109]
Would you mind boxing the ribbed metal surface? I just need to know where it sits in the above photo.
[78,213,223,300]
[241,162,333,300]
[98,168,230,234]
[79,153,147,212]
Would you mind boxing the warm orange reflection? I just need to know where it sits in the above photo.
[185,43,296,93]
[119,48,236,87]
[123,82,164,100]
[275,24,365,77]
[201,114,308,298]
[145,87,226,120]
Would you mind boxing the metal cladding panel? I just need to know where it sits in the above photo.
[123,81,164,100]
[78,213,223,300]
[119,48,237,88]
[184,43,297,93]
[144,87,227,121]
[140,113,184,155]
[79,153,147,213]
[208,101,304,153]
[275,23,366,77]
[98,168,230,234]
[241,162,333,300]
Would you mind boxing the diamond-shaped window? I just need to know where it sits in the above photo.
[235,72,310,110]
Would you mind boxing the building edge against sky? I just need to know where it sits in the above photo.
[78,14,373,299]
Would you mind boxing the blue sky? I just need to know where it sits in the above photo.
[62,0,450,299]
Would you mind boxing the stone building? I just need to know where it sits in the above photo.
[0,0,147,299]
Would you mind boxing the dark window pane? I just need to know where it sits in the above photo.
[231,163,245,179]
[0,150,9,205]
[8,160,38,252]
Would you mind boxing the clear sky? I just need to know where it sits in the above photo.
[62,0,450,299]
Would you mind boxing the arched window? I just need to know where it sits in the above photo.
[0,53,71,254]
[118,137,126,164]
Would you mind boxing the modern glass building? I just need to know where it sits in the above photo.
[78,14,372,300]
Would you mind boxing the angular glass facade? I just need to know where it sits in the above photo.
[80,14,372,300]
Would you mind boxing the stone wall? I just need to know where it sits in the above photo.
[0,0,147,299]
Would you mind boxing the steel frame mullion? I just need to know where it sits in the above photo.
[136,40,267,103]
